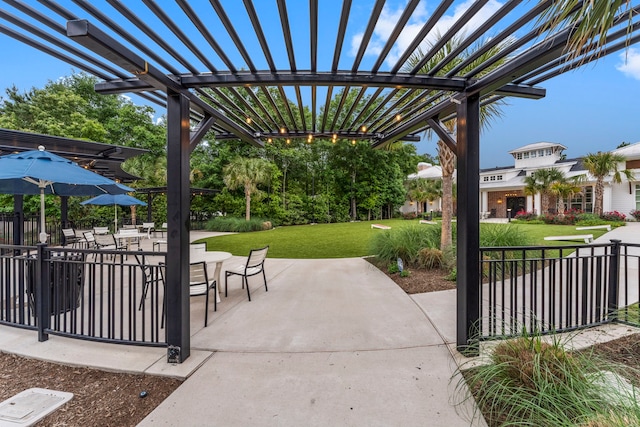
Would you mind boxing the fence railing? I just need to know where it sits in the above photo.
[0,214,207,247]
[478,240,639,341]
[0,244,167,346]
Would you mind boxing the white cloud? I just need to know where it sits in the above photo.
[349,0,504,69]
[616,48,640,80]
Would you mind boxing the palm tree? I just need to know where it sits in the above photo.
[529,168,565,215]
[223,157,272,221]
[549,175,585,216]
[541,1,635,61]
[583,151,634,215]
[437,140,456,249]
[403,35,512,250]
[523,174,540,214]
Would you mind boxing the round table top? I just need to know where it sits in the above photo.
[190,251,232,264]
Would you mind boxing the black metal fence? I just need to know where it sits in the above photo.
[478,240,639,341]
[0,213,208,246]
[0,244,167,346]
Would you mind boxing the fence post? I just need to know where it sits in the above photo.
[35,243,50,342]
[607,239,621,321]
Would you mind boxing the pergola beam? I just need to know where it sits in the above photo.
[66,19,262,148]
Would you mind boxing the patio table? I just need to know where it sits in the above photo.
[113,231,147,251]
[190,251,232,303]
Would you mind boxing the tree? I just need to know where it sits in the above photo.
[529,168,566,215]
[523,174,540,214]
[541,1,635,61]
[223,157,272,221]
[583,151,634,215]
[549,175,585,216]
[403,35,511,250]
[438,140,456,249]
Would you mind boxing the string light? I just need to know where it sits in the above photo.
[351,139,356,145]
[245,117,252,124]
[280,127,286,134]
[361,125,367,132]
[286,139,290,144]
[395,114,402,121]
[267,138,272,143]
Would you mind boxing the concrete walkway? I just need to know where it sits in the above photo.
[140,255,481,426]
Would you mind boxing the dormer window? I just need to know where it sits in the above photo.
[523,152,529,159]
[516,153,523,159]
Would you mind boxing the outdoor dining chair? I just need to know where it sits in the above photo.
[62,228,83,248]
[190,261,216,327]
[225,246,269,302]
[142,222,155,239]
[135,252,166,327]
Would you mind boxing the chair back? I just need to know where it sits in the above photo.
[119,228,139,236]
[189,262,210,296]
[247,246,269,269]
[190,242,206,256]
[93,226,109,235]
[94,233,118,249]
[83,231,96,247]
[62,228,75,238]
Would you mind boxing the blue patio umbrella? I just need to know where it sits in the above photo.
[0,146,132,243]
[81,194,147,232]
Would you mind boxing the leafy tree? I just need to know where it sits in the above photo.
[523,174,540,214]
[583,151,634,215]
[223,157,272,221]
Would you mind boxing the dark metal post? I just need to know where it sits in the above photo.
[456,93,480,356]
[607,239,621,320]
[36,243,50,342]
[61,196,69,244]
[165,92,191,363]
[13,195,24,246]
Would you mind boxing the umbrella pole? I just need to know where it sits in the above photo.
[114,204,118,233]
[39,186,47,243]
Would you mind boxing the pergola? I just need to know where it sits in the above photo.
[1,1,639,362]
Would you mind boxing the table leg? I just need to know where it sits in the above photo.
[212,261,223,303]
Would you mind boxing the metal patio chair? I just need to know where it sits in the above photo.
[224,246,269,302]
[190,261,216,327]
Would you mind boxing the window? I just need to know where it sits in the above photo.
[538,150,545,157]
[546,149,552,156]
[483,176,489,182]
[490,176,496,181]
[530,151,536,158]
[516,153,523,160]
[523,152,529,159]
[636,184,640,210]
[497,175,503,181]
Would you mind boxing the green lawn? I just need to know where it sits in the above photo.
[197,220,618,258]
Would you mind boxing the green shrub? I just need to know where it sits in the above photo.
[417,247,443,269]
[479,223,532,247]
[206,216,273,232]
[387,263,400,274]
[369,224,441,267]
[456,331,640,426]
[400,269,411,277]
[576,213,605,226]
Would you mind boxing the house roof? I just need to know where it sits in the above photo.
[612,141,640,159]
[508,141,567,154]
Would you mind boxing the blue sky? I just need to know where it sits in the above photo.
[0,0,639,168]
